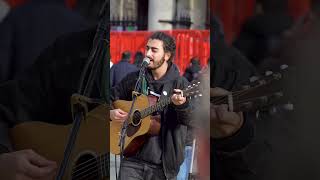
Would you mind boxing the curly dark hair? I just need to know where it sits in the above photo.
[148,31,176,62]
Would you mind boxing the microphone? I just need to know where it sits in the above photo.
[140,57,150,68]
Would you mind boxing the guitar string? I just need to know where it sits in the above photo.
[211,91,243,104]
[211,77,277,104]
[71,157,109,180]
[72,161,100,179]
[71,153,109,177]
[211,81,272,105]
[71,153,109,175]
[211,90,248,105]
[72,158,110,180]
[212,82,277,105]
[74,170,105,180]
[212,93,280,109]
[71,153,106,173]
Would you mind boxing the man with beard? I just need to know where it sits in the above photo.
[110,31,192,180]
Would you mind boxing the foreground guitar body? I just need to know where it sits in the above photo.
[110,94,160,156]
[10,105,109,180]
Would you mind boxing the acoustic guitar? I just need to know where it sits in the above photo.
[110,81,202,156]
[10,104,109,180]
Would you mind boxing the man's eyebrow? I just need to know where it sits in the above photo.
[146,45,159,50]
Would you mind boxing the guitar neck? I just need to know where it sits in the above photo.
[211,87,285,112]
[138,81,201,118]
[140,97,172,118]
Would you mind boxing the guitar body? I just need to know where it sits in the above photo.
[10,105,109,180]
[110,94,161,156]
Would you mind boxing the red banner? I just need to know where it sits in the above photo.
[110,30,210,75]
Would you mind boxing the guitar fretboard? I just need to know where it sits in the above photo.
[140,96,172,118]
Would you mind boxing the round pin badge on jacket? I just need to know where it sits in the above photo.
[163,91,168,96]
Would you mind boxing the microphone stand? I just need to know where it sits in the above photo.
[55,1,109,179]
[119,63,147,160]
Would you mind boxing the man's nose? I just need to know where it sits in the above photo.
[146,49,152,57]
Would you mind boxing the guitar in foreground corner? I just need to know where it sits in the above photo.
[110,81,202,156]
[10,104,110,180]
[211,65,294,117]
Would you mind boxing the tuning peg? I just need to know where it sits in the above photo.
[268,103,294,115]
[265,71,273,76]
[283,103,294,111]
[258,80,267,85]
[198,94,203,97]
[241,85,250,90]
[280,64,288,70]
[249,76,259,82]
[272,72,282,79]
[259,96,268,102]
[274,92,284,98]
[269,106,278,114]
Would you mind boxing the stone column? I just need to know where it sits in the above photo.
[148,0,175,30]
[190,0,207,29]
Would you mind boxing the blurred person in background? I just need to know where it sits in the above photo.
[0,0,90,83]
[110,50,138,87]
[233,0,293,68]
[133,51,144,68]
[183,57,201,82]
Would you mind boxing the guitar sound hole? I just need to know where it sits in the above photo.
[132,110,142,126]
[71,153,100,180]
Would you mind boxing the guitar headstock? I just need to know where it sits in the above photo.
[183,81,203,99]
[211,64,294,114]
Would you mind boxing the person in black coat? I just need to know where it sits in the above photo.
[233,0,293,67]
[110,32,193,180]
[110,51,138,87]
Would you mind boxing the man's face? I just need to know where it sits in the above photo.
[145,39,170,70]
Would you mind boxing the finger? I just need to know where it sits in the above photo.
[216,108,241,126]
[117,109,128,115]
[25,150,56,167]
[114,115,127,120]
[173,89,182,93]
[24,162,56,178]
[116,112,127,118]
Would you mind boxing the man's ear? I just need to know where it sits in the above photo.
[164,52,171,61]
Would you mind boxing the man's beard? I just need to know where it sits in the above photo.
[148,55,166,70]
